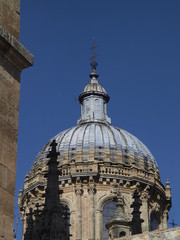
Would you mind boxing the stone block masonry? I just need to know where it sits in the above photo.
[0,0,33,239]
[113,227,180,240]
[0,0,20,40]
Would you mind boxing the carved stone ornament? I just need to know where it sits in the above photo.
[75,187,83,196]
[149,201,160,214]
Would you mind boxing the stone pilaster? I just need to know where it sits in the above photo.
[88,184,95,240]
[162,210,168,229]
[75,185,83,240]
[141,187,150,232]
[95,209,102,240]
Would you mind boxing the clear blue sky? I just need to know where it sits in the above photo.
[14,0,180,237]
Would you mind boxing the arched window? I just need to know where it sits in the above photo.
[95,99,100,111]
[103,200,117,240]
[119,231,126,237]
[150,213,159,231]
[103,101,107,114]
[85,99,90,114]
[95,99,100,119]
[81,102,84,114]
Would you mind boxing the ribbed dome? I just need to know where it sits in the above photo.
[78,77,110,104]
[31,60,158,172]
[33,122,157,168]
[84,78,107,94]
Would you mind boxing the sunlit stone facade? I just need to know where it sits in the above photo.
[18,61,171,240]
[0,1,33,239]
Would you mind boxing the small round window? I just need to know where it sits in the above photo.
[119,231,126,237]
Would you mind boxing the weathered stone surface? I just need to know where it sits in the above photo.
[0,26,34,71]
[0,211,14,240]
[0,187,15,218]
[0,1,33,239]
[0,65,20,109]
[0,0,20,39]
[113,227,180,240]
[0,54,19,240]
[132,227,180,240]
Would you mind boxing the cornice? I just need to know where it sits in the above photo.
[0,25,33,72]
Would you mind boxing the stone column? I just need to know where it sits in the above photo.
[75,187,83,240]
[70,210,75,240]
[141,191,150,232]
[95,209,102,240]
[162,210,168,229]
[88,187,95,240]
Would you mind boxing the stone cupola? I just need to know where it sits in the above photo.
[78,60,111,125]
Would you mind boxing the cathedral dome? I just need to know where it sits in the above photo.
[20,59,171,240]
[33,123,157,169]
[31,60,158,175]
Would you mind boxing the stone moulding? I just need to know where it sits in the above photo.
[20,164,166,205]
[22,160,165,198]
[0,25,33,71]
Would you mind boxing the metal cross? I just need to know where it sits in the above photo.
[169,219,178,228]
[90,40,98,62]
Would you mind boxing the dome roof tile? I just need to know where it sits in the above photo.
[33,123,157,168]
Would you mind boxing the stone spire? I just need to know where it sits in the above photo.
[130,190,144,235]
[23,140,70,240]
[165,179,171,200]
[35,139,70,239]
[78,54,111,125]
[44,139,60,211]
[106,192,131,239]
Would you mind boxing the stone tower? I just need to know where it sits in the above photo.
[0,1,33,239]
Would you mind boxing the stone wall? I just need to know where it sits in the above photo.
[0,60,20,240]
[0,0,20,39]
[114,227,180,240]
[0,1,33,239]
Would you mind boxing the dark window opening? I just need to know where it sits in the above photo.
[103,200,117,240]
[119,231,126,237]
[150,213,159,231]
